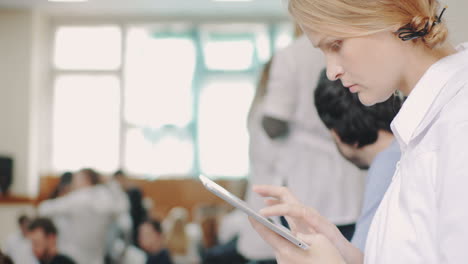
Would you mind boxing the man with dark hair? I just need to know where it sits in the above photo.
[2,214,38,264]
[28,218,75,264]
[314,69,402,250]
[138,219,173,264]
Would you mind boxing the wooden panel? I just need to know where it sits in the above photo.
[0,195,34,204]
[37,176,247,221]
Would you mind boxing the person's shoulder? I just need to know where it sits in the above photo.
[369,141,400,175]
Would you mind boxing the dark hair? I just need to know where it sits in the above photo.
[18,214,30,226]
[113,169,125,178]
[78,168,100,185]
[50,172,73,199]
[143,219,163,234]
[28,218,58,236]
[314,69,402,148]
[59,172,73,185]
[0,250,13,264]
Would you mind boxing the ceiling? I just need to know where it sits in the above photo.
[0,0,289,17]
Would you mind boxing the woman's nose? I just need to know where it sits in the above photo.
[326,58,344,81]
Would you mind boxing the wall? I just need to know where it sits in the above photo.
[0,9,49,197]
[445,0,468,45]
[0,203,35,247]
[0,9,35,197]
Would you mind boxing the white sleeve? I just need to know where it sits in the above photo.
[437,121,468,263]
[38,192,85,216]
[261,46,298,121]
[107,182,130,215]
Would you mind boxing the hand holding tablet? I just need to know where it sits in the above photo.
[199,175,310,250]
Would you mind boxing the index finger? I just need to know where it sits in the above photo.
[253,185,299,203]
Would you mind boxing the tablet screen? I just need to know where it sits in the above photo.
[199,175,309,250]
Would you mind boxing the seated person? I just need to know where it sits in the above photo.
[2,215,38,264]
[164,207,200,264]
[314,69,402,250]
[113,169,147,246]
[138,219,173,264]
[248,69,403,262]
[28,217,75,264]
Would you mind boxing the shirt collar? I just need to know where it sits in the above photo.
[391,43,468,150]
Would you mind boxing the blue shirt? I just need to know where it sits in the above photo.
[351,140,400,251]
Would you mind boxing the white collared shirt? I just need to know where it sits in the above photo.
[365,43,468,263]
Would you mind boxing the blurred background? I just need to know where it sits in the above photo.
[0,0,468,263]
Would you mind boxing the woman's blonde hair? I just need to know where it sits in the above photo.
[165,207,189,255]
[289,0,448,48]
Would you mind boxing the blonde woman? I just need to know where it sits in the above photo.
[164,207,200,264]
[249,0,468,263]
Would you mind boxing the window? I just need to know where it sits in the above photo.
[50,22,293,178]
[124,26,196,177]
[52,75,120,172]
[54,26,121,70]
[198,79,254,176]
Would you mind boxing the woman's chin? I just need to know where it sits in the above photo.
[358,92,393,106]
[357,93,377,106]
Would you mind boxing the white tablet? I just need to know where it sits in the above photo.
[199,175,310,250]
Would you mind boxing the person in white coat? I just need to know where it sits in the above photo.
[236,59,285,262]
[260,34,365,232]
[39,168,128,264]
[249,1,468,264]
[204,59,283,263]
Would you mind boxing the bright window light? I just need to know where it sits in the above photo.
[54,26,121,70]
[275,23,294,51]
[52,75,120,172]
[124,129,194,177]
[203,40,254,71]
[198,79,255,177]
[256,30,271,63]
[125,29,195,128]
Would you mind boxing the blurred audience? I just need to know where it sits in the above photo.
[113,170,147,246]
[48,172,74,253]
[138,219,173,264]
[164,207,200,264]
[39,168,128,264]
[2,214,38,264]
[28,217,75,264]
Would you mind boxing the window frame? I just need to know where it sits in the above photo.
[47,18,293,179]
